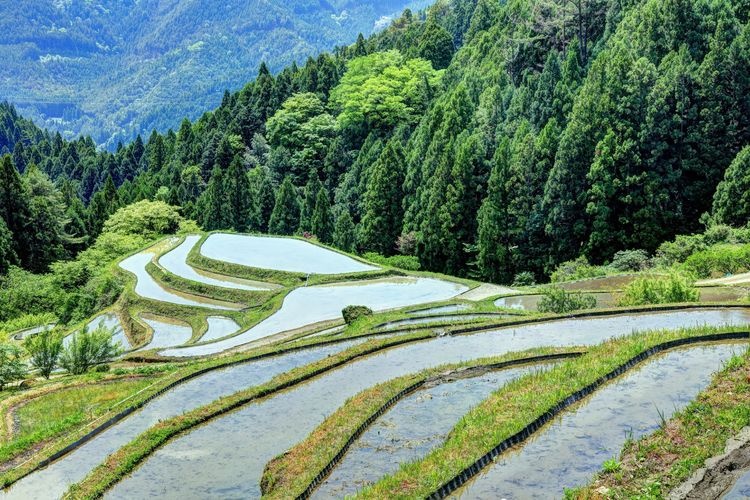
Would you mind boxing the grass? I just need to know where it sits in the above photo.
[356,326,750,498]
[0,377,155,465]
[576,348,750,498]
[62,331,435,499]
[260,347,582,499]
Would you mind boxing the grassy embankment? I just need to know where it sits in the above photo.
[573,348,750,498]
[260,347,582,498]
[352,326,749,498]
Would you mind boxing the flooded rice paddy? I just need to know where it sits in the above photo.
[200,234,378,274]
[106,309,750,499]
[455,343,745,498]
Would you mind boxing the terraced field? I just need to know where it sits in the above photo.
[2,233,750,499]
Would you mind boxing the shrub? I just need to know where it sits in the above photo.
[655,234,708,267]
[94,364,111,373]
[512,272,536,286]
[342,305,373,325]
[682,244,750,279]
[59,326,122,375]
[537,286,597,314]
[0,344,25,390]
[24,328,63,379]
[550,257,608,283]
[618,274,699,306]
[609,249,650,272]
[362,252,421,271]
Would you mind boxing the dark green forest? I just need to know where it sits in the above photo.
[2,0,750,291]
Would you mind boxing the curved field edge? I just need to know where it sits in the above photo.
[355,327,750,499]
[0,374,160,469]
[0,328,429,490]
[5,304,744,488]
[574,347,750,498]
[186,232,481,289]
[260,348,583,499]
[61,332,436,499]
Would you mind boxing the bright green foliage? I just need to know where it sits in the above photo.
[341,305,373,325]
[713,146,750,226]
[311,189,333,243]
[358,139,406,255]
[102,201,187,240]
[330,50,443,133]
[269,176,301,235]
[332,211,357,252]
[59,326,122,375]
[24,328,64,379]
[0,344,25,390]
[550,257,608,283]
[362,252,421,271]
[682,244,750,278]
[618,274,700,306]
[266,93,336,183]
[537,286,597,314]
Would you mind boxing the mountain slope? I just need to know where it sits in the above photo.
[0,0,429,148]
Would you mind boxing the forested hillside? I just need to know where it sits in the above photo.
[0,0,428,148]
[2,0,750,292]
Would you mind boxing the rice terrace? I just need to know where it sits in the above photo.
[0,229,747,499]
[3,0,750,498]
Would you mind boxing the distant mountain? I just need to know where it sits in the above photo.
[0,0,429,148]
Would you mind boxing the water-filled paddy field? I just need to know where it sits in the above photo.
[105,309,750,499]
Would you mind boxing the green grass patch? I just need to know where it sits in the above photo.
[0,376,155,465]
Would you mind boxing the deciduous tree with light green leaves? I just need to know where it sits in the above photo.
[329,50,443,134]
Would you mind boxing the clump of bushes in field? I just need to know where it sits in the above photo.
[681,244,750,279]
[537,286,597,314]
[362,252,421,271]
[0,325,122,390]
[512,272,536,286]
[618,274,699,306]
[550,257,608,283]
[342,305,373,324]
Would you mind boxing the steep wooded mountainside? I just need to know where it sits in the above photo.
[0,0,429,147]
[2,0,750,291]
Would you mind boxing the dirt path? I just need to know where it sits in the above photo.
[457,284,520,301]
[698,273,750,286]
[669,427,750,499]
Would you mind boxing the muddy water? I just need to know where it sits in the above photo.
[410,304,472,315]
[495,288,746,311]
[455,343,746,499]
[137,317,192,351]
[163,277,467,357]
[200,233,378,274]
[106,309,750,499]
[495,292,616,310]
[313,364,556,498]
[158,235,274,291]
[119,251,240,310]
[379,314,510,330]
[0,340,366,500]
[725,470,750,499]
